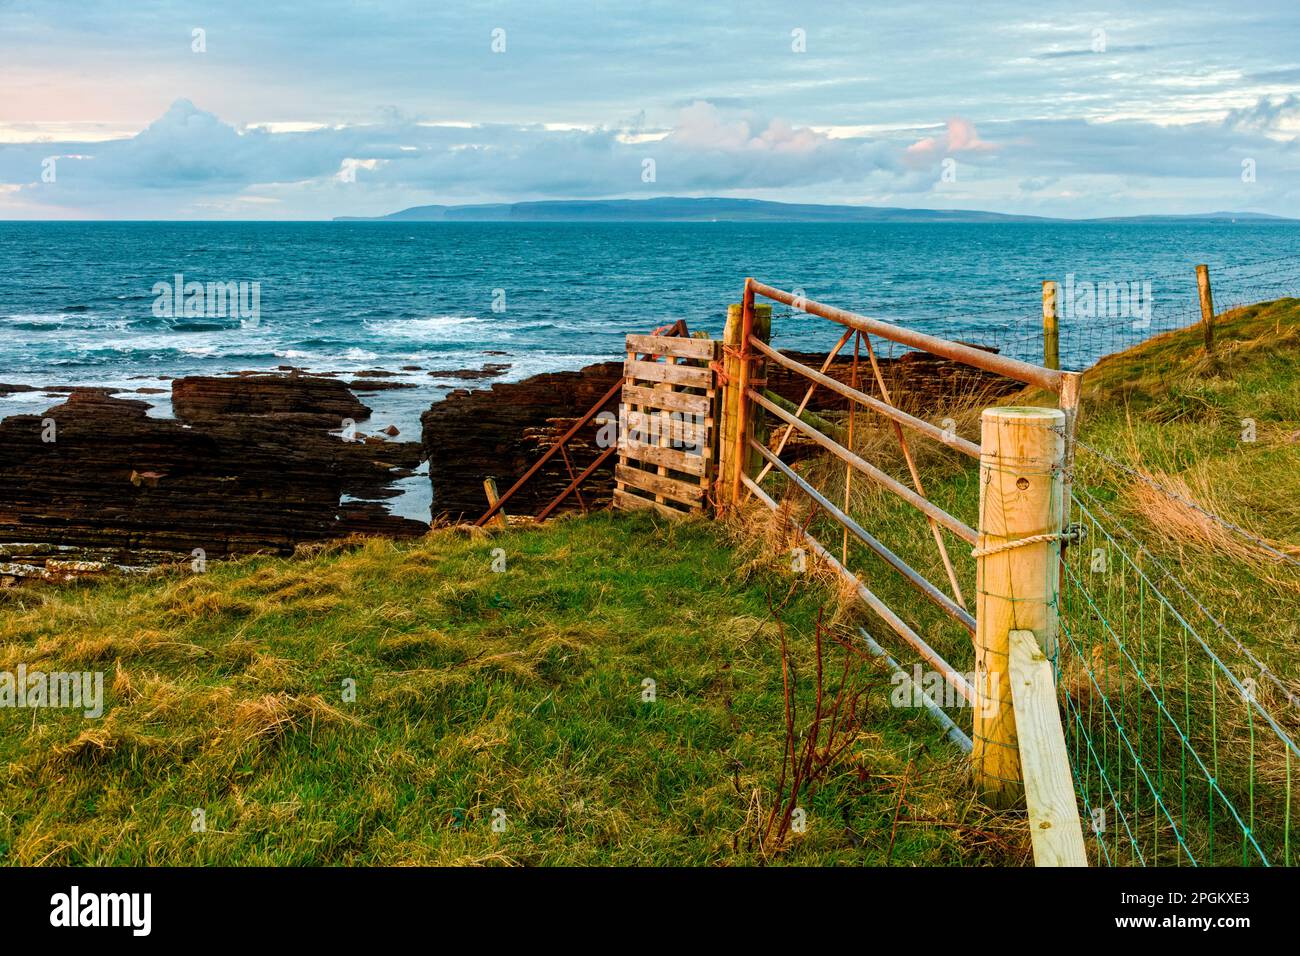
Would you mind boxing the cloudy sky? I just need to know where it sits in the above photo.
[1,0,1298,219]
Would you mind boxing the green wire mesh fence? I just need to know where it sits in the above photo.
[1058,484,1298,866]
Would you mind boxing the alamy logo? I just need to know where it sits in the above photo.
[890,664,1000,718]
[1060,273,1153,328]
[152,273,261,326]
[49,886,151,936]
[0,665,102,718]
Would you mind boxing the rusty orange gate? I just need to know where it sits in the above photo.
[716,279,1085,835]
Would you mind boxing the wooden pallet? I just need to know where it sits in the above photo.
[614,333,720,517]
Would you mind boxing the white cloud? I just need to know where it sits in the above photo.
[0,92,1297,219]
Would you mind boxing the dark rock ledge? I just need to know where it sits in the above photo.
[0,374,426,564]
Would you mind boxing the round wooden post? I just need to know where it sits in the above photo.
[716,304,744,509]
[1042,281,1059,371]
[973,406,1065,807]
[743,303,772,479]
[1196,264,1215,356]
[717,300,772,509]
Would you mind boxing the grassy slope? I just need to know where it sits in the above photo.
[1039,297,1300,695]
[4,300,1293,868]
[0,512,1011,866]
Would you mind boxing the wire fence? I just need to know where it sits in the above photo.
[756,263,1297,864]
[772,252,1300,374]
[1058,484,1298,865]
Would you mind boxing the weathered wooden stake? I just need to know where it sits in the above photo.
[716,303,744,509]
[1042,280,1059,371]
[716,298,771,509]
[1196,264,1215,355]
[973,406,1065,807]
[482,477,508,529]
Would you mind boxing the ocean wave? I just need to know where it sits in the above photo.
[2,312,136,333]
[164,319,242,332]
[3,313,69,328]
[364,315,484,340]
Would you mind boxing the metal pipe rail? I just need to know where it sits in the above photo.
[749,337,981,460]
[743,473,975,706]
[746,388,979,546]
[746,279,1064,393]
[750,438,975,634]
[860,627,973,752]
[476,378,621,527]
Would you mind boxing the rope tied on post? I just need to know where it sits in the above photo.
[971,524,1086,559]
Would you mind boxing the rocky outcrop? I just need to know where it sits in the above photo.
[421,362,623,520]
[172,372,370,426]
[426,363,513,380]
[0,376,427,560]
[420,346,1021,520]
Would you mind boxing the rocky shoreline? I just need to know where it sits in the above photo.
[0,344,1020,580]
[0,373,425,580]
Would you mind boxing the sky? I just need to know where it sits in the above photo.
[1,0,1298,219]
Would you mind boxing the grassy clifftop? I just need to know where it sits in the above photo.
[0,511,1001,866]
[3,298,1295,867]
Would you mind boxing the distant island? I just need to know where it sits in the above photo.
[335,197,1295,224]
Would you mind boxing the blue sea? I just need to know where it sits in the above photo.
[2,220,1299,517]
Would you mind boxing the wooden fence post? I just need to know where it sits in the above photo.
[1009,629,1089,866]
[1196,264,1215,356]
[716,304,744,510]
[973,406,1065,807]
[1042,280,1059,371]
[716,300,771,510]
[743,303,773,480]
[482,478,508,529]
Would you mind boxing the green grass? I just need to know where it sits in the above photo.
[0,512,1014,866]
[5,299,1294,867]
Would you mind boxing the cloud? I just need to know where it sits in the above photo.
[904,118,998,168]
[1,93,1298,219]
[0,99,902,213]
[1034,44,1155,60]
[1222,94,1300,132]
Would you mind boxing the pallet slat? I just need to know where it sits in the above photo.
[624,359,713,390]
[613,487,690,519]
[618,437,707,476]
[622,408,709,449]
[620,385,711,416]
[615,463,705,504]
[625,334,718,360]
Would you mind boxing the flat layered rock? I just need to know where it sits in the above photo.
[172,373,371,425]
[0,376,426,559]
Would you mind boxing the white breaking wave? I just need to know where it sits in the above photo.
[364,315,485,341]
[4,313,69,326]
